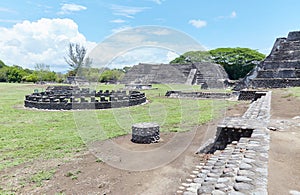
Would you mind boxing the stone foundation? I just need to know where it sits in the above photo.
[178,91,271,194]
[131,122,160,144]
[24,86,146,110]
[165,91,235,99]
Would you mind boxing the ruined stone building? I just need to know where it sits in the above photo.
[121,62,228,89]
[235,31,300,89]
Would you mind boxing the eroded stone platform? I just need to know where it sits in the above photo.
[178,92,271,194]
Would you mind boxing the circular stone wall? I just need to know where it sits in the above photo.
[131,122,160,144]
[24,86,146,110]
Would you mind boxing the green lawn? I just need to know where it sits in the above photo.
[289,87,300,97]
[0,83,233,171]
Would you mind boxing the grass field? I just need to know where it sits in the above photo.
[290,87,300,97]
[0,83,233,172]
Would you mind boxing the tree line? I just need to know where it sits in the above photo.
[0,43,129,83]
[0,60,128,83]
[0,44,266,83]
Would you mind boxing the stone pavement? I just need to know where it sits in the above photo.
[177,92,272,195]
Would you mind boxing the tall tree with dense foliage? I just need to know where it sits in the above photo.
[170,48,265,80]
[99,69,125,83]
[170,51,212,64]
[209,48,265,80]
[6,66,27,83]
[64,43,92,76]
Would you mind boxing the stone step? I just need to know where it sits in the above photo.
[185,69,197,85]
[262,60,300,70]
[256,69,300,78]
[251,78,300,88]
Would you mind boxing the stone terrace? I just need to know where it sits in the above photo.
[24,86,147,110]
[177,91,271,194]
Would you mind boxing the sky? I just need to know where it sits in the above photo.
[0,0,300,72]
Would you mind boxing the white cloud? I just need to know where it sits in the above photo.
[89,26,205,69]
[230,11,237,18]
[150,0,165,5]
[0,18,97,72]
[0,19,22,23]
[150,29,172,35]
[108,47,179,68]
[111,26,132,34]
[59,3,87,15]
[217,11,237,20]
[189,19,207,29]
[111,4,150,19]
[167,51,179,62]
[0,7,17,14]
[110,19,126,24]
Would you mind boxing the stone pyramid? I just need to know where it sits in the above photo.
[236,31,300,89]
[120,62,228,88]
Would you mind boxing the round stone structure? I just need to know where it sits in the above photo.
[131,122,160,144]
[24,86,146,110]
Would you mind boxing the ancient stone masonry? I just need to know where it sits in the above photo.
[124,84,153,90]
[121,62,228,88]
[235,31,300,90]
[237,90,267,101]
[24,86,146,110]
[165,91,235,99]
[177,91,271,194]
[131,122,160,144]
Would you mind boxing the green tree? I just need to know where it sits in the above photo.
[33,63,58,82]
[64,43,92,76]
[209,48,265,80]
[0,60,6,69]
[0,67,8,82]
[6,66,27,83]
[170,48,265,80]
[99,69,124,83]
[122,66,132,73]
[23,73,38,83]
[170,51,212,64]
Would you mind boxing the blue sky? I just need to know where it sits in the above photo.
[0,0,300,72]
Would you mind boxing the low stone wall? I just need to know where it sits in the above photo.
[251,78,300,88]
[177,91,271,194]
[237,90,267,101]
[257,69,299,78]
[125,84,152,90]
[165,91,234,99]
[24,86,146,110]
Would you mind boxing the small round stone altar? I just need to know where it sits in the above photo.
[131,122,160,144]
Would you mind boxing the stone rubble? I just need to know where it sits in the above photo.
[178,91,272,195]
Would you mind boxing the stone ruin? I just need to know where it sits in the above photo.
[178,91,272,194]
[165,91,234,99]
[131,122,160,144]
[165,90,268,102]
[121,62,228,88]
[65,76,89,85]
[24,86,146,110]
[235,31,300,90]
[124,84,152,90]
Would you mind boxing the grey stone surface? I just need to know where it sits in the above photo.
[24,86,147,110]
[179,92,271,195]
[121,62,228,88]
[234,183,253,191]
[235,31,300,90]
[131,122,160,144]
[212,190,226,195]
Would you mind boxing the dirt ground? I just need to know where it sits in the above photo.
[268,90,300,195]
[2,90,300,195]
